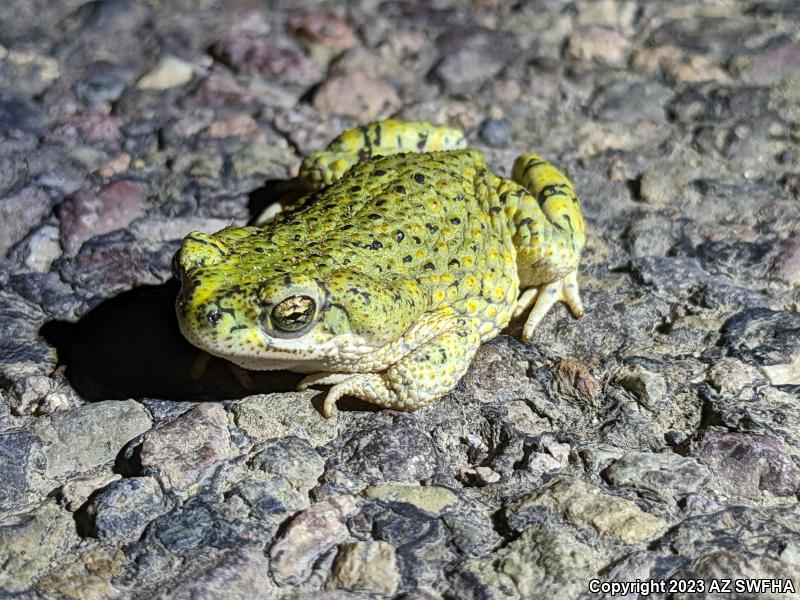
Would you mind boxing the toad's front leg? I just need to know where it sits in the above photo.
[302,317,481,418]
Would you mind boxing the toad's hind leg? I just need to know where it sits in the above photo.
[506,153,586,340]
[315,318,481,418]
[298,119,467,190]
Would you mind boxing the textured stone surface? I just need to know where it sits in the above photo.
[140,403,235,493]
[2,0,800,596]
[603,451,710,496]
[692,431,800,498]
[269,495,357,586]
[328,540,399,595]
[514,476,668,543]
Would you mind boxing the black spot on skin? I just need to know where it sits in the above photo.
[423,262,435,270]
[450,217,461,225]
[349,185,361,192]
[448,258,460,267]
[368,213,382,220]
[347,287,371,305]
[255,247,264,253]
[489,206,501,215]
[283,274,293,285]
[517,217,532,228]
[374,168,386,176]
[365,239,383,250]
[229,325,247,332]
[414,173,425,184]
[425,223,438,234]
[396,185,406,194]
[413,236,422,244]
[294,234,302,241]
[396,230,405,243]
[455,193,464,201]
[403,255,413,263]
[376,199,386,207]
[340,224,354,230]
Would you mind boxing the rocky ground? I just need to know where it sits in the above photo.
[1,0,799,598]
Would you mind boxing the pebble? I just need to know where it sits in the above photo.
[564,27,631,67]
[58,180,145,254]
[269,495,357,585]
[478,117,511,148]
[313,71,400,122]
[770,234,800,287]
[692,431,800,498]
[514,476,667,543]
[136,55,195,90]
[139,403,236,493]
[328,541,399,595]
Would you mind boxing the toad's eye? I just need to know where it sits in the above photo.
[271,295,316,333]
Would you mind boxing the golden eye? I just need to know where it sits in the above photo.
[271,295,316,333]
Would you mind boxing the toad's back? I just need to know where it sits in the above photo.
[256,149,521,338]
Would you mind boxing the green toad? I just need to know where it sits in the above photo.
[174,120,585,417]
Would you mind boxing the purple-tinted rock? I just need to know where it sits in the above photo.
[139,403,235,493]
[692,431,800,498]
[210,35,321,85]
[58,180,145,254]
[269,495,357,585]
[741,40,800,84]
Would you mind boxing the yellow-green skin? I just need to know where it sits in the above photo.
[174,120,585,417]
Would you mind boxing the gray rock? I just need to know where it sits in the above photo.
[327,541,399,595]
[603,451,710,496]
[232,391,339,447]
[159,547,276,599]
[434,27,519,95]
[478,118,512,148]
[589,80,670,124]
[30,400,152,482]
[0,185,53,255]
[0,92,46,133]
[88,476,171,541]
[450,524,599,600]
[321,414,439,492]
[0,500,78,592]
[0,429,46,513]
[507,476,667,543]
[249,436,325,493]
[269,495,357,586]
[139,403,235,494]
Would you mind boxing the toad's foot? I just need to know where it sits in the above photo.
[516,269,583,341]
[297,372,355,390]
[315,319,481,418]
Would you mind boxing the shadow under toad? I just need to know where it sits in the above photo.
[40,281,303,402]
